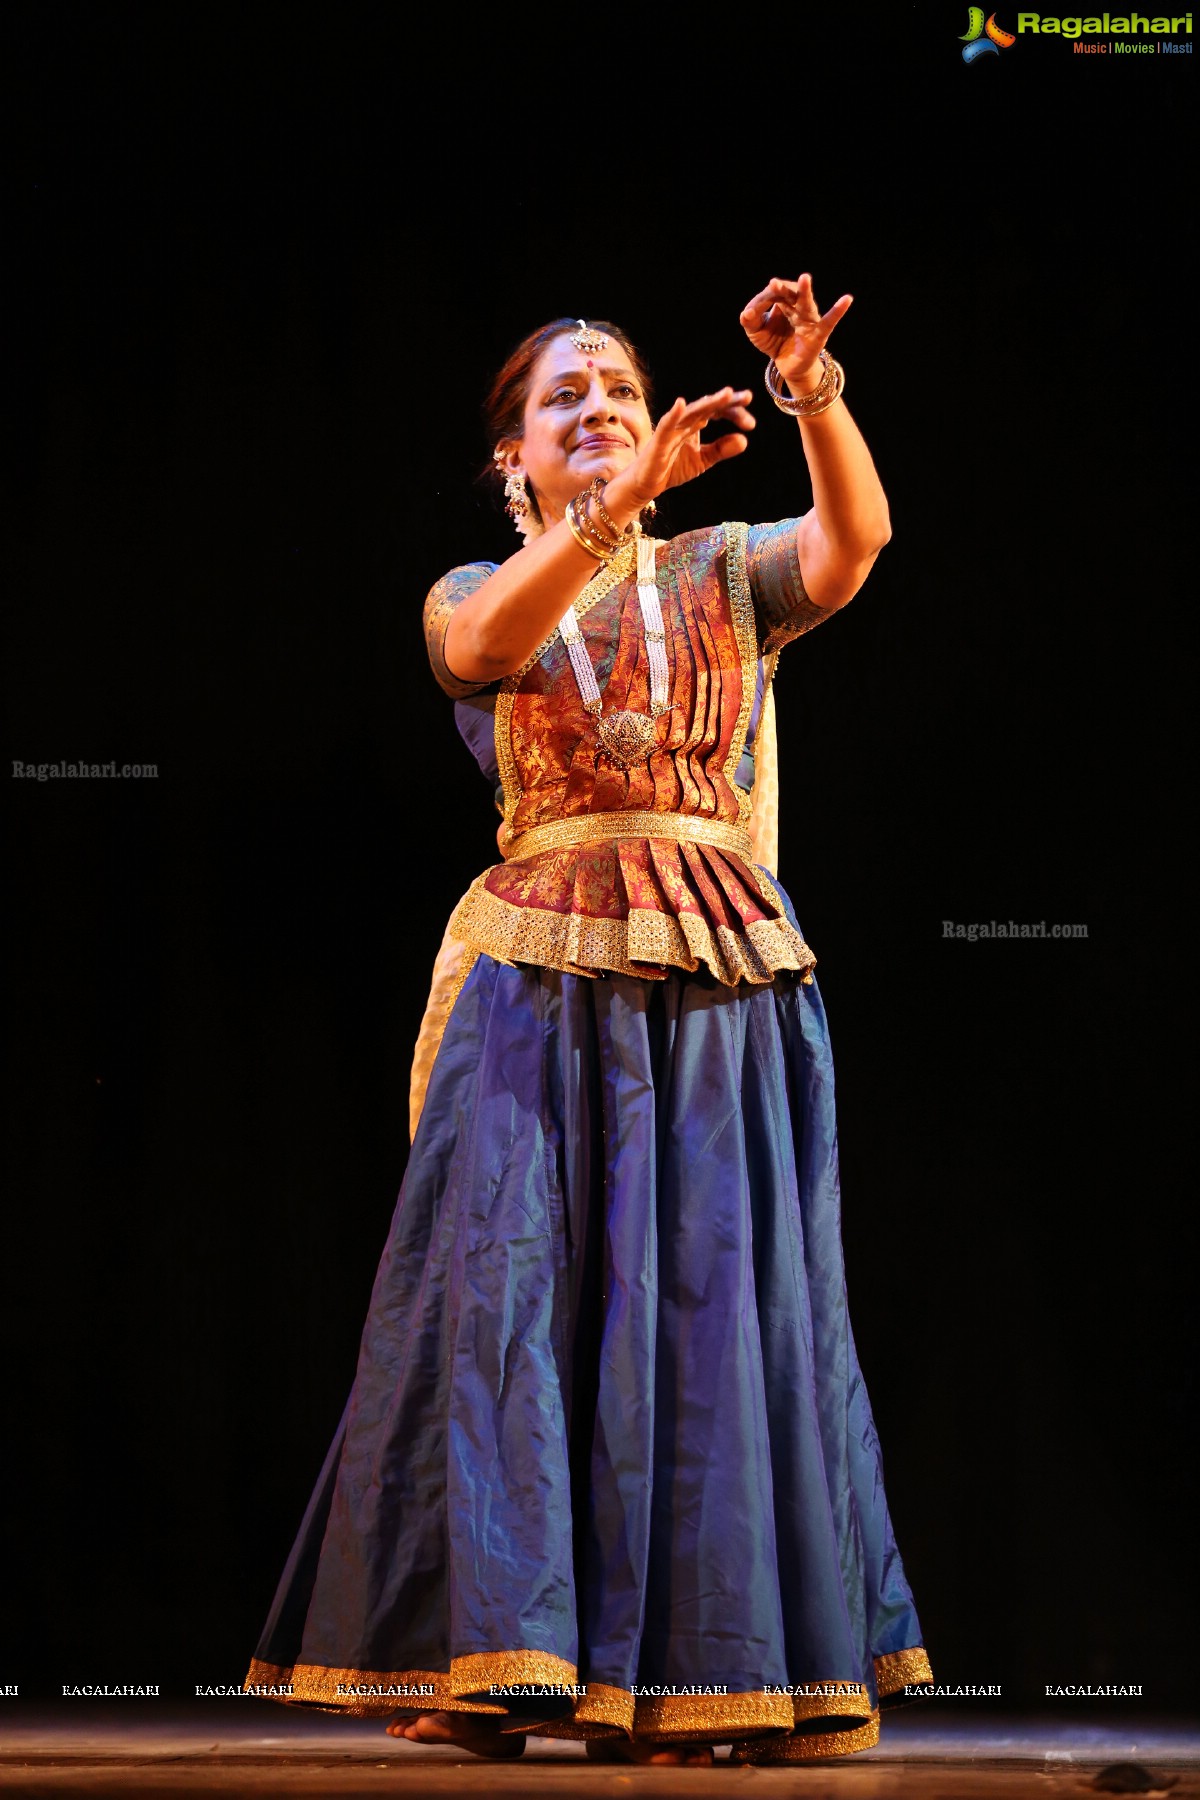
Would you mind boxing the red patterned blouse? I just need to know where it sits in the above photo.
[422,520,841,988]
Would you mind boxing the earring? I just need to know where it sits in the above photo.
[503,469,529,523]
[494,446,544,540]
[493,446,529,526]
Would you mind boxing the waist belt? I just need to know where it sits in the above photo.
[502,810,754,863]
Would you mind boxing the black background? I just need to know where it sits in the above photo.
[5,3,1193,1715]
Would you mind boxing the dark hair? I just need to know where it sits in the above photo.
[482,317,655,525]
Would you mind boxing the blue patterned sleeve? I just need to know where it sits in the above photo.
[422,562,499,697]
[746,519,837,652]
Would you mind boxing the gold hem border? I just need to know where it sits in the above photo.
[243,1652,579,1718]
[788,1683,874,1725]
[245,1658,894,1749]
[530,1680,633,1737]
[449,881,815,989]
[634,1689,793,1740]
[730,1708,881,1762]
[531,1720,624,1741]
[447,1648,576,1696]
[875,1646,934,1699]
[486,1686,794,1744]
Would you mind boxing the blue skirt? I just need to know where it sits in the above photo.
[249,928,929,1753]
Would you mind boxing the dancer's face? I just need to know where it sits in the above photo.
[499,333,653,527]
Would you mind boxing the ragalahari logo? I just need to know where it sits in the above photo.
[960,7,1017,57]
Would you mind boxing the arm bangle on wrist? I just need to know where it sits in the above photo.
[764,349,845,417]
[565,496,617,560]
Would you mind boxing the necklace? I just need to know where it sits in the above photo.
[559,536,670,769]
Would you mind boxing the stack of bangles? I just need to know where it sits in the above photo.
[764,347,845,417]
[565,476,640,561]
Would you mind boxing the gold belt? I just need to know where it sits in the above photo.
[502,810,754,863]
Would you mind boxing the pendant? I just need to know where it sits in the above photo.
[596,710,658,768]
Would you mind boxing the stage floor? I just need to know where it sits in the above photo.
[0,1706,1196,1797]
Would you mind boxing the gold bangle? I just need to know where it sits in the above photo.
[564,497,613,560]
[571,489,622,554]
[579,501,621,554]
[578,488,622,553]
[764,349,845,417]
[586,476,637,543]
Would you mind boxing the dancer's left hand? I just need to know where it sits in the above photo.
[739,274,853,392]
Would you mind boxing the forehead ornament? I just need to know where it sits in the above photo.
[570,319,609,354]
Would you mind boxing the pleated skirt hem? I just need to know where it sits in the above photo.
[244,1647,932,1755]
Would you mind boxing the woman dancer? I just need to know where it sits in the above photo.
[246,273,932,1766]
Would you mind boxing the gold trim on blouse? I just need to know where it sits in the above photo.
[719,520,759,829]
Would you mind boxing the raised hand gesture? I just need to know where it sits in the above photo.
[615,385,756,512]
[739,274,853,392]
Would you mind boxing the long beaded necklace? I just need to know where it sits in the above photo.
[558,536,670,769]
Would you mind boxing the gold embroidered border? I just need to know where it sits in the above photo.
[493,689,521,837]
[729,1708,881,1762]
[494,539,641,835]
[533,1681,634,1739]
[448,1648,577,1696]
[448,881,816,989]
[634,1688,793,1741]
[720,521,759,830]
[756,864,815,985]
[242,1658,504,1717]
[502,810,753,864]
[875,1646,933,1697]
[245,1656,882,1748]
[790,1682,873,1725]
[532,1721,624,1740]
[244,1649,588,1718]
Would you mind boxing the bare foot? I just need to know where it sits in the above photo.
[385,1711,525,1758]
[586,1737,715,1766]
